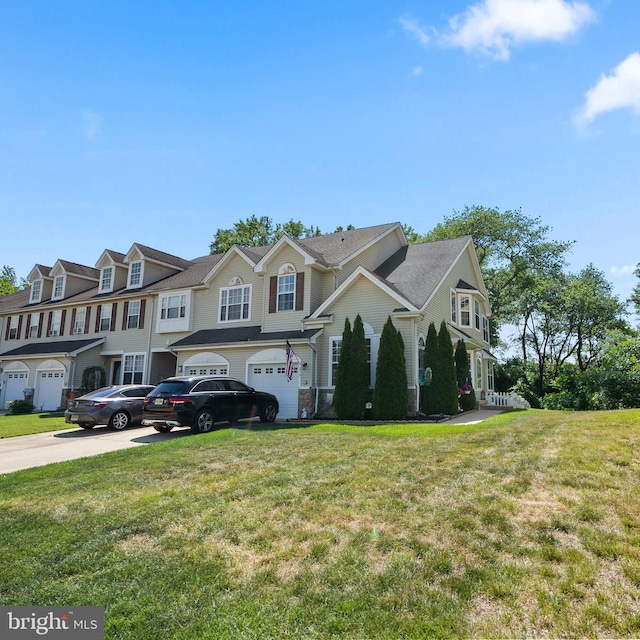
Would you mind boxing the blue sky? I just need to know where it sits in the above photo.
[1,0,638,303]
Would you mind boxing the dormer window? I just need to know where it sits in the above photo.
[52,275,65,300]
[30,280,43,304]
[128,261,143,288]
[100,266,113,293]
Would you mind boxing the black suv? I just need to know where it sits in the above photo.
[142,376,279,434]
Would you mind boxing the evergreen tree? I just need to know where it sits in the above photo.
[374,317,408,420]
[348,314,370,419]
[421,322,439,415]
[333,318,352,419]
[438,321,460,415]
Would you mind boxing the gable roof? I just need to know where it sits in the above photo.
[54,260,100,280]
[374,236,472,309]
[307,236,474,319]
[125,243,194,270]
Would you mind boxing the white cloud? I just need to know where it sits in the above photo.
[411,65,424,76]
[575,52,640,125]
[610,264,636,277]
[81,109,104,141]
[398,16,431,47]
[439,0,595,61]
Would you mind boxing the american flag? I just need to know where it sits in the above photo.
[285,340,295,381]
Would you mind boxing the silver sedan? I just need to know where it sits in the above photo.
[65,385,156,431]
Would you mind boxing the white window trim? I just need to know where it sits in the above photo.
[219,283,252,323]
[156,290,191,333]
[450,289,457,324]
[100,266,114,293]
[122,353,146,385]
[459,294,472,328]
[127,300,141,329]
[474,299,481,330]
[127,260,144,289]
[73,309,86,335]
[482,316,489,343]
[52,275,66,301]
[99,304,113,332]
[49,310,62,336]
[29,315,40,338]
[329,327,379,388]
[277,264,296,312]
[30,280,43,304]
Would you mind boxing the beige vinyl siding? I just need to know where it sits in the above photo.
[315,276,406,387]
[141,262,181,288]
[62,276,98,298]
[337,230,404,286]
[262,245,309,333]
[70,345,105,389]
[192,254,264,331]
[309,268,326,315]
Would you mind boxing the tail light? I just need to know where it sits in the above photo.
[143,396,151,405]
[169,395,191,405]
[92,402,108,408]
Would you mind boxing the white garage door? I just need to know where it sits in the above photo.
[248,364,299,420]
[1,371,29,409]
[35,370,65,411]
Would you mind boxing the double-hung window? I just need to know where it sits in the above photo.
[450,290,457,324]
[161,294,186,320]
[127,301,141,329]
[100,267,113,292]
[74,308,86,334]
[277,274,295,311]
[475,299,481,330]
[53,275,65,300]
[50,310,62,336]
[30,280,42,304]
[220,283,250,322]
[29,314,40,338]
[482,317,489,343]
[7,317,18,340]
[99,304,112,332]
[128,261,142,288]
[460,295,471,327]
[122,354,145,384]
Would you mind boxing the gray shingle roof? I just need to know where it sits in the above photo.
[57,260,100,280]
[131,244,194,270]
[0,338,104,358]
[374,236,471,309]
[170,326,321,349]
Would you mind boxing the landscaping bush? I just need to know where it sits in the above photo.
[7,399,35,415]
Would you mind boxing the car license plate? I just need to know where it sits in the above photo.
[154,398,164,406]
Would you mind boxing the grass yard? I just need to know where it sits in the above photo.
[1,409,639,639]
[0,411,69,438]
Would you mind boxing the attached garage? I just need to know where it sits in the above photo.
[0,362,30,409]
[248,348,299,420]
[34,360,66,411]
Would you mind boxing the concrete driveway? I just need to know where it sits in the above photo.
[0,409,503,475]
[0,425,191,474]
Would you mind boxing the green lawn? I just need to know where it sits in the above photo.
[0,411,70,438]
[1,410,639,639]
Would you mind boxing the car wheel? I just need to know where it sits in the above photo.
[109,411,131,431]
[260,402,278,423]
[153,425,174,433]
[192,409,215,434]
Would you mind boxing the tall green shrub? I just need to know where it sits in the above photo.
[373,316,408,420]
[348,314,370,419]
[80,366,106,395]
[421,322,439,415]
[437,321,459,415]
[333,318,352,419]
